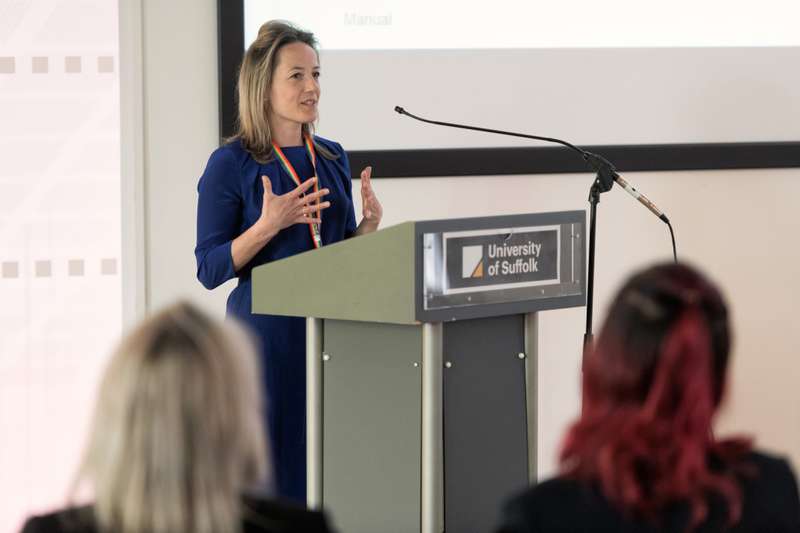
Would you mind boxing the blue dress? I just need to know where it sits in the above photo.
[195,136,357,503]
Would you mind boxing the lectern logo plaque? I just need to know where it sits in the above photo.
[419,212,584,318]
[444,227,560,294]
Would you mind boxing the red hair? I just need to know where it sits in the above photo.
[560,264,751,529]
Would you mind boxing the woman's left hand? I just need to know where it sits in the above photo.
[358,166,382,231]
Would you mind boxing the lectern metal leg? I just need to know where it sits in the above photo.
[524,312,539,483]
[422,322,443,533]
[306,317,323,508]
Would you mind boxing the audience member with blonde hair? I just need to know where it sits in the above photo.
[20,301,333,533]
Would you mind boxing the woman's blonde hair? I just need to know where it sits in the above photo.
[234,20,336,163]
[73,301,269,533]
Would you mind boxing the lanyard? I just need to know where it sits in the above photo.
[271,134,322,249]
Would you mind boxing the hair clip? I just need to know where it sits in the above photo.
[625,291,665,320]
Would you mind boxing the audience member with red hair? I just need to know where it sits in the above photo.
[497,262,800,532]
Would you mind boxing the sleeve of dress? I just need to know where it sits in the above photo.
[195,148,242,290]
[336,142,358,239]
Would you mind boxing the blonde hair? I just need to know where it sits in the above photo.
[73,301,269,533]
[234,20,336,163]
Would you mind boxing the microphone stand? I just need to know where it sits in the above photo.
[586,184,600,352]
[394,106,675,358]
[582,153,617,354]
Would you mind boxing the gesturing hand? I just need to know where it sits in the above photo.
[258,175,330,234]
[360,166,383,225]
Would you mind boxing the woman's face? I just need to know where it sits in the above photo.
[268,42,320,131]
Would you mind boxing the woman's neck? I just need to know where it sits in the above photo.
[270,118,303,147]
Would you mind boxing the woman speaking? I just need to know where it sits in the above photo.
[195,20,382,503]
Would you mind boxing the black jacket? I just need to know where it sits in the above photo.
[497,451,800,533]
[20,495,334,533]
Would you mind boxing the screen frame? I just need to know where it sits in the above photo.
[217,0,800,178]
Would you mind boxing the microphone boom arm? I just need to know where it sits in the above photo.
[395,106,668,223]
[394,105,677,354]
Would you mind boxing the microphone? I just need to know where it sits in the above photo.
[581,151,669,224]
[615,175,668,222]
[394,106,670,225]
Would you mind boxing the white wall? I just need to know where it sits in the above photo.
[138,0,800,479]
[140,0,234,316]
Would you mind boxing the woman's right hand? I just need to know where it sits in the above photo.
[258,175,331,234]
[231,176,330,272]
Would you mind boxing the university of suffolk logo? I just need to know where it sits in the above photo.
[462,245,484,279]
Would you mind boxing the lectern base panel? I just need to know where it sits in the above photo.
[318,316,531,533]
[322,320,422,533]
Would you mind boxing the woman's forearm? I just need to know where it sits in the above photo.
[231,220,279,272]
[355,218,379,236]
